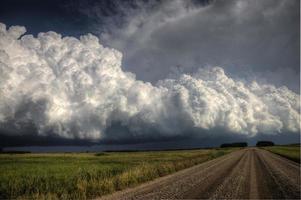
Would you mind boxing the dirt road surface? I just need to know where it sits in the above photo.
[100,148,300,199]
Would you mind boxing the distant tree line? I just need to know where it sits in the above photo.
[220,142,248,148]
[256,141,274,147]
[0,151,31,154]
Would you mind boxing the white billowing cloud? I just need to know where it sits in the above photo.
[0,23,300,141]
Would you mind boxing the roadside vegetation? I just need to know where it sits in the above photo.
[263,144,300,163]
[0,148,236,199]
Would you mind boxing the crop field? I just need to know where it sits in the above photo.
[263,145,300,163]
[0,148,236,199]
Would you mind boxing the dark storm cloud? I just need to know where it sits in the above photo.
[0,0,92,37]
[81,0,299,92]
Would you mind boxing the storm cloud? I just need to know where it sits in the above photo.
[79,0,299,92]
[0,23,299,143]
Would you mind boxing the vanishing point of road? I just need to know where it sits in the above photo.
[101,148,300,199]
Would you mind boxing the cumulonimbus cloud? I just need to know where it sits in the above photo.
[0,23,300,141]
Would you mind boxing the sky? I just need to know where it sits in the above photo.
[0,0,300,150]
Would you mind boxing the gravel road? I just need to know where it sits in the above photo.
[100,148,300,199]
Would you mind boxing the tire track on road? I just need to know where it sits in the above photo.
[99,148,300,200]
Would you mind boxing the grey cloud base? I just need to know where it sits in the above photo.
[0,23,300,143]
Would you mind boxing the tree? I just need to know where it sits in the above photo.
[220,142,248,148]
[256,141,274,147]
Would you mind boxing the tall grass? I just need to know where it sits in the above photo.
[263,145,300,163]
[0,148,235,199]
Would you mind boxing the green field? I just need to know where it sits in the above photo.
[0,148,236,199]
[263,145,300,163]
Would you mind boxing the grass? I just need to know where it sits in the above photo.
[263,145,300,163]
[0,148,237,199]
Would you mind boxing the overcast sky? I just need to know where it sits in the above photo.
[0,0,299,150]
